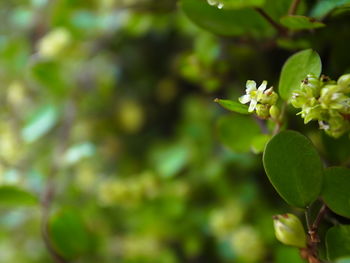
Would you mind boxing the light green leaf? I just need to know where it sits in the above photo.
[322,167,350,218]
[326,225,350,261]
[64,142,95,165]
[217,114,260,153]
[251,134,271,154]
[311,0,350,19]
[214,99,250,114]
[279,49,322,100]
[280,15,325,30]
[49,208,92,259]
[181,0,273,37]
[21,104,59,143]
[0,186,38,206]
[208,0,265,10]
[263,130,323,208]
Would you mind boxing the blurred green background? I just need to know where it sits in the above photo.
[1,0,350,262]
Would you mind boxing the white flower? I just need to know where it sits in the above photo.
[239,80,267,112]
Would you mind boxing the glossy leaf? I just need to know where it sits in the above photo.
[0,186,38,206]
[322,167,350,218]
[263,130,323,208]
[181,0,273,37]
[280,15,325,30]
[208,0,265,9]
[217,114,260,153]
[49,208,92,259]
[279,49,322,100]
[21,104,59,143]
[214,98,250,114]
[326,225,350,261]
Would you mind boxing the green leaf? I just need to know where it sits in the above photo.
[64,142,95,165]
[311,0,350,19]
[49,208,92,259]
[279,49,322,100]
[217,114,260,153]
[214,98,250,114]
[280,15,325,30]
[251,134,271,154]
[337,258,350,263]
[275,246,306,263]
[326,225,350,261]
[181,0,273,37]
[0,186,38,206]
[263,130,323,208]
[322,167,350,218]
[208,0,265,10]
[21,104,59,143]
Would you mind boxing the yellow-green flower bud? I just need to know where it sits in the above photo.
[337,74,350,90]
[273,213,307,248]
[301,74,321,97]
[255,104,270,119]
[269,105,280,120]
[290,91,307,108]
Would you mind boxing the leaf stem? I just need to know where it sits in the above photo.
[288,0,301,15]
[254,8,288,36]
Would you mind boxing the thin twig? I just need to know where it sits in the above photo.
[288,0,301,15]
[254,8,288,36]
[311,204,328,232]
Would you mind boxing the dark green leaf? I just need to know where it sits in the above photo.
[214,99,250,114]
[279,49,322,100]
[263,130,323,208]
[280,15,325,30]
[49,208,92,259]
[217,114,260,153]
[322,167,350,218]
[181,0,274,37]
[0,186,38,207]
[326,225,350,261]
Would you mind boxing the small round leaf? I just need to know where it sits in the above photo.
[279,49,322,100]
[322,167,350,218]
[263,130,323,208]
[326,225,350,261]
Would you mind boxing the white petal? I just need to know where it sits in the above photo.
[239,95,251,104]
[248,99,257,112]
[246,80,256,92]
[258,80,268,92]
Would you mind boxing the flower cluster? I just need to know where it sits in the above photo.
[290,74,350,138]
[239,80,279,119]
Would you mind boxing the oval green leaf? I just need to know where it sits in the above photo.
[214,98,250,114]
[263,130,323,208]
[322,167,350,218]
[49,208,92,259]
[279,49,322,100]
[326,225,350,261]
[0,186,38,207]
[280,15,325,30]
[217,114,260,153]
[208,0,265,10]
[21,104,59,143]
[181,0,273,37]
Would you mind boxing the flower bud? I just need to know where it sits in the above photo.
[269,105,280,120]
[273,213,306,248]
[255,104,270,119]
[337,74,350,90]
